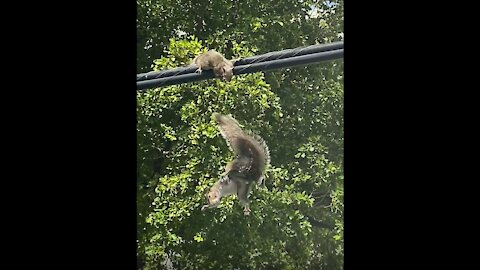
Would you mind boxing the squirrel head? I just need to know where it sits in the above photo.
[205,175,238,207]
[223,66,233,81]
[207,190,221,206]
[216,63,233,82]
[205,186,222,207]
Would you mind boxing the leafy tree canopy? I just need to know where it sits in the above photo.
[137,1,343,269]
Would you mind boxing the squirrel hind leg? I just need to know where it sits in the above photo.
[235,181,251,216]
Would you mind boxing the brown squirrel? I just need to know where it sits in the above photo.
[194,50,234,82]
[201,113,270,215]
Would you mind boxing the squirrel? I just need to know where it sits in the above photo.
[194,50,234,82]
[201,113,270,215]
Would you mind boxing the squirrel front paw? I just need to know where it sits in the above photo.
[195,68,202,74]
[243,207,251,216]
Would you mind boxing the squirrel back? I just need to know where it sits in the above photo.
[194,50,234,81]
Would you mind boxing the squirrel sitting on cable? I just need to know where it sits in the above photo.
[194,50,234,82]
[201,113,270,215]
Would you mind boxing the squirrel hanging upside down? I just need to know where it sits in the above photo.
[201,113,270,215]
[194,50,234,82]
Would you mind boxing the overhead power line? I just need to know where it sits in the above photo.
[137,41,343,90]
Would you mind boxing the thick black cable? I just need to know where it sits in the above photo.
[234,41,343,66]
[137,48,343,90]
[233,49,343,76]
[136,41,343,81]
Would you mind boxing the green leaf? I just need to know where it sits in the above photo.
[194,233,204,242]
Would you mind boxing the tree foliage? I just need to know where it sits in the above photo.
[137,1,343,269]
